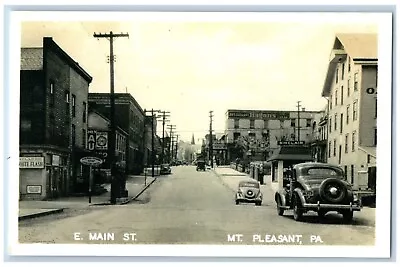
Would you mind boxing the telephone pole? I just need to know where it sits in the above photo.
[167,125,176,163]
[94,31,129,204]
[175,134,179,161]
[209,111,214,168]
[296,101,301,142]
[157,111,170,164]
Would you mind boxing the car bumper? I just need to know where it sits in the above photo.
[303,202,361,211]
[236,195,262,203]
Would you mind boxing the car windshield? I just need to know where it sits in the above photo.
[239,181,259,188]
[303,167,343,178]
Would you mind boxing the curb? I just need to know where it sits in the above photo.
[120,177,157,205]
[18,208,64,221]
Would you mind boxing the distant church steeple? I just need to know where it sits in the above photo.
[191,133,195,145]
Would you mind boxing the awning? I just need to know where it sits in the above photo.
[267,145,313,162]
[358,146,376,158]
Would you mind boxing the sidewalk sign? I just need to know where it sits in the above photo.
[80,157,103,203]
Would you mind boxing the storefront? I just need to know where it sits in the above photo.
[19,146,69,200]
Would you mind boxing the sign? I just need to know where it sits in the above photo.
[27,185,42,194]
[213,143,227,150]
[278,141,305,146]
[96,132,108,150]
[80,156,103,166]
[19,157,45,169]
[52,155,60,166]
[228,110,290,120]
[87,130,96,151]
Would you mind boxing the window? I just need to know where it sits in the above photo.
[50,81,55,106]
[374,97,377,118]
[328,141,331,158]
[82,129,86,148]
[329,117,332,133]
[329,96,332,110]
[340,86,344,105]
[347,79,350,97]
[335,68,338,84]
[350,165,354,184]
[234,119,239,129]
[341,63,345,80]
[352,131,356,152]
[334,113,337,131]
[345,134,349,153]
[367,155,371,164]
[72,94,76,117]
[83,102,87,123]
[306,119,312,127]
[353,100,358,121]
[340,113,343,133]
[333,139,336,157]
[65,91,70,119]
[335,90,338,106]
[346,105,350,124]
[348,56,351,72]
[249,132,256,138]
[250,119,255,129]
[374,128,377,146]
[344,165,348,179]
[233,132,240,141]
[291,119,296,127]
[72,124,76,146]
[354,72,359,91]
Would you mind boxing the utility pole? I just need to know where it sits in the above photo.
[209,111,214,168]
[175,134,179,161]
[167,124,176,163]
[94,31,129,204]
[157,111,170,164]
[296,101,301,142]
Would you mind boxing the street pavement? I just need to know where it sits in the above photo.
[18,165,375,245]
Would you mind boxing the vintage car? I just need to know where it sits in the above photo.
[196,160,206,171]
[274,162,361,222]
[235,180,263,206]
[160,164,172,175]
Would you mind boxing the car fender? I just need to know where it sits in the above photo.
[275,191,287,207]
[293,188,307,206]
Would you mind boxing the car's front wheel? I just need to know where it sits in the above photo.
[276,198,284,216]
[342,210,354,223]
[255,202,262,206]
[292,195,303,221]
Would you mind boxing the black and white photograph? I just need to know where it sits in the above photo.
[3,2,394,261]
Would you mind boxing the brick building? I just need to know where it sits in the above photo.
[88,93,146,174]
[321,33,377,191]
[20,37,92,200]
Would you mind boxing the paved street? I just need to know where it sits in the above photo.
[18,166,375,245]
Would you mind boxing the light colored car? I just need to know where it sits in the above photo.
[235,180,263,206]
[160,164,172,175]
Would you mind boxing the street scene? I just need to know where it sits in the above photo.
[12,12,389,254]
[18,165,375,245]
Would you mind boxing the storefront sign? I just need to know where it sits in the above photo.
[278,141,305,146]
[80,156,103,166]
[213,143,227,150]
[27,185,42,194]
[228,110,290,120]
[19,157,45,169]
[52,155,60,166]
[96,132,108,150]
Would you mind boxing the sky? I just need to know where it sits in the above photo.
[20,13,378,142]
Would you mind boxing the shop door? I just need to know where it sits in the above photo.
[368,167,376,191]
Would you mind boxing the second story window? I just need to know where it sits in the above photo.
[65,91,70,120]
[341,63,345,80]
[72,94,76,117]
[334,113,337,131]
[354,72,359,91]
[306,119,311,127]
[352,131,356,152]
[329,117,332,133]
[353,100,358,121]
[347,79,351,97]
[340,113,343,133]
[340,86,344,105]
[345,134,349,153]
[335,90,338,106]
[291,119,296,127]
[234,119,239,129]
[333,139,337,157]
[50,81,55,106]
[335,68,338,84]
[250,119,255,129]
[83,102,87,123]
[346,105,350,124]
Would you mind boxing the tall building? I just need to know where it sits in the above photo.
[88,93,146,174]
[321,33,377,191]
[19,37,92,199]
[225,109,324,163]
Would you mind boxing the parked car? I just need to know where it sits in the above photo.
[160,164,172,175]
[235,180,263,206]
[274,162,362,222]
[196,160,206,171]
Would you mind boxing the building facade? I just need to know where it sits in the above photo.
[321,33,377,191]
[225,109,324,163]
[88,93,146,175]
[20,37,92,200]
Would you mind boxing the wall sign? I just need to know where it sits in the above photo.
[27,185,42,194]
[19,157,45,169]
[278,141,305,146]
[52,155,60,166]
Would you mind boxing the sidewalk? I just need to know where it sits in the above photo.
[18,174,157,220]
